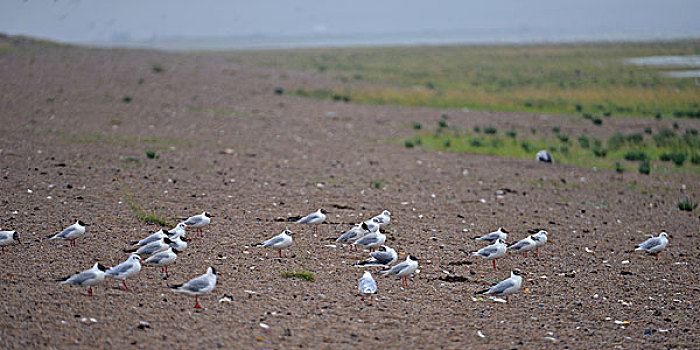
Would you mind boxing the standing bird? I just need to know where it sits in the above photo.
[170,267,217,309]
[184,212,212,238]
[296,209,327,235]
[57,262,108,296]
[168,223,188,238]
[125,237,173,255]
[353,230,386,252]
[133,228,168,246]
[475,270,523,304]
[105,254,142,291]
[354,245,398,267]
[379,255,420,288]
[145,247,179,278]
[475,227,509,243]
[372,210,392,227]
[358,271,378,305]
[509,235,539,258]
[0,230,20,253]
[532,230,548,257]
[471,239,507,271]
[255,230,293,258]
[335,223,365,251]
[168,231,188,251]
[635,232,669,260]
[48,220,87,247]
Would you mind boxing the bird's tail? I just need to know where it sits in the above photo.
[378,269,391,275]
[474,288,490,295]
[353,260,379,267]
[469,251,480,257]
[46,233,58,239]
[123,247,138,253]
[362,287,374,294]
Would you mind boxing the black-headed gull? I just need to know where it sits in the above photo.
[475,270,523,304]
[184,212,212,238]
[635,232,669,260]
[471,239,507,270]
[532,230,548,257]
[256,230,293,258]
[133,228,168,246]
[168,232,188,251]
[335,223,365,251]
[170,267,217,309]
[372,210,392,227]
[105,254,142,291]
[379,255,420,288]
[475,227,509,243]
[358,271,378,305]
[57,262,108,296]
[48,220,87,247]
[0,230,20,253]
[145,247,179,277]
[354,245,398,267]
[296,209,327,234]
[125,237,173,255]
[508,235,539,258]
[168,223,188,238]
[353,231,386,252]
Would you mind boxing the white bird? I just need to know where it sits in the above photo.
[105,254,142,291]
[168,231,188,251]
[48,220,87,247]
[475,270,523,304]
[635,232,669,260]
[0,230,20,253]
[353,231,386,252]
[133,228,168,246]
[379,255,420,288]
[533,230,548,257]
[372,210,392,227]
[125,237,173,255]
[145,247,179,277]
[335,223,365,251]
[358,271,378,305]
[168,223,188,238]
[184,212,212,238]
[255,230,293,258]
[475,227,509,243]
[57,262,108,296]
[361,218,381,234]
[170,267,217,309]
[354,245,398,267]
[296,208,327,234]
[509,235,539,258]
[471,239,507,271]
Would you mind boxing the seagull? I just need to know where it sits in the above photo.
[475,270,523,304]
[358,271,378,305]
[354,245,398,267]
[0,230,20,253]
[133,228,168,246]
[362,218,381,234]
[372,210,392,227]
[475,227,509,243]
[335,223,365,251]
[353,231,386,252]
[168,223,188,238]
[125,237,173,255]
[532,230,548,257]
[296,209,327,234]
[168,231,188,251]
[379,255,420,288]
[635,232,669,260]
[170,267,217,309]
[509,235,539,258]
[105,254,142,291]
[471,239,507,271]
[255,230,293,258]
[48,220,87,247]
[184,212,212,238]
[536,150,552,163]
[57,262,108,296]
[145,247,179,278]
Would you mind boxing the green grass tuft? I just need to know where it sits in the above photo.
[678,197,698,211]
[281,271,315,282]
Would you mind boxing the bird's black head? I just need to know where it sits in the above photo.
[512,269,522,276]
[204,212,212,218]
[163,237,173,244]
[361,222,369,231]
[13,231,20,243]
[283,229,293,236]
[500,227,509,233]
[172,248,181,254]
[97,263,107,272]
[78,220,86,226]
[210,267,217,275]
[320,209,327,214]
[409,255,421,261]
[378,246,387,252]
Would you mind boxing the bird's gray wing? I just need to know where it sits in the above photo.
[640,237,661,250]
[382,261,408,275]
[296,213,320,223]
[370,251,395,264]
[56,226,77,238]
[263,236,285,247]
[355,234,379,246]
[106,262,133,277]
[184,216,203,226]
[510,241,526,250]
[479,246,499,257]
[146,252,167,264]
[336,228,359,242]
[489,279,515,294]
[68,270,98,284]
[183,276,211,292]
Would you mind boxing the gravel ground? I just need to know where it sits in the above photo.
[0,36,699,349]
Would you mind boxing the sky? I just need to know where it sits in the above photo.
[1,0,699,48]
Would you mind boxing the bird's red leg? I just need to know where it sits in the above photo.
[492,260,497,271]
[2,247,4,253]
[88,287,93,296]
[655,252,658,260]
[524,252,527,258]
[194,295,202,309]
[536,247,539,257]
[361,295,364,301]
[122,281,128,291]
[506,297,510,304]
[165,266,169,277]
[279,249,283,259]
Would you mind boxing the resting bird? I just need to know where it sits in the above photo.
[508,235,538,258]
[145,247,179,278]
[353,231,386,252]
[358,271,378,305]
[184,212,212,238]
[0,230,20,253]
[170,267,217,309]
[296,209,327,234]
[379,255,420,288]
[48,220,87,247]
[105,254,142,291]
[57,262,108,297]
[372,210,392,227]
[634,232,669,260]
[475,270,523,304]
[255,230,293,258]
[532,230,548,257]
[132,228,168,246]
[475,227,509,243]
[471,239,507,271]
[354,245,398,267]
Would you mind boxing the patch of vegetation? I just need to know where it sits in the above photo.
[505,130,517,138]
[404,140,414,148]
[123,192,170,226]
[638,160,651,175]
[615,161,624,173]
[122,156,140,162]
[678,197,698,211]
[412,122,422,130]
[146,151,158,159]
[122,95,132,103]
[187,106,276,119]
[281,270,315,282]
[483,126,498,135]
[151,64,165,73]
[624,150,648,161]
